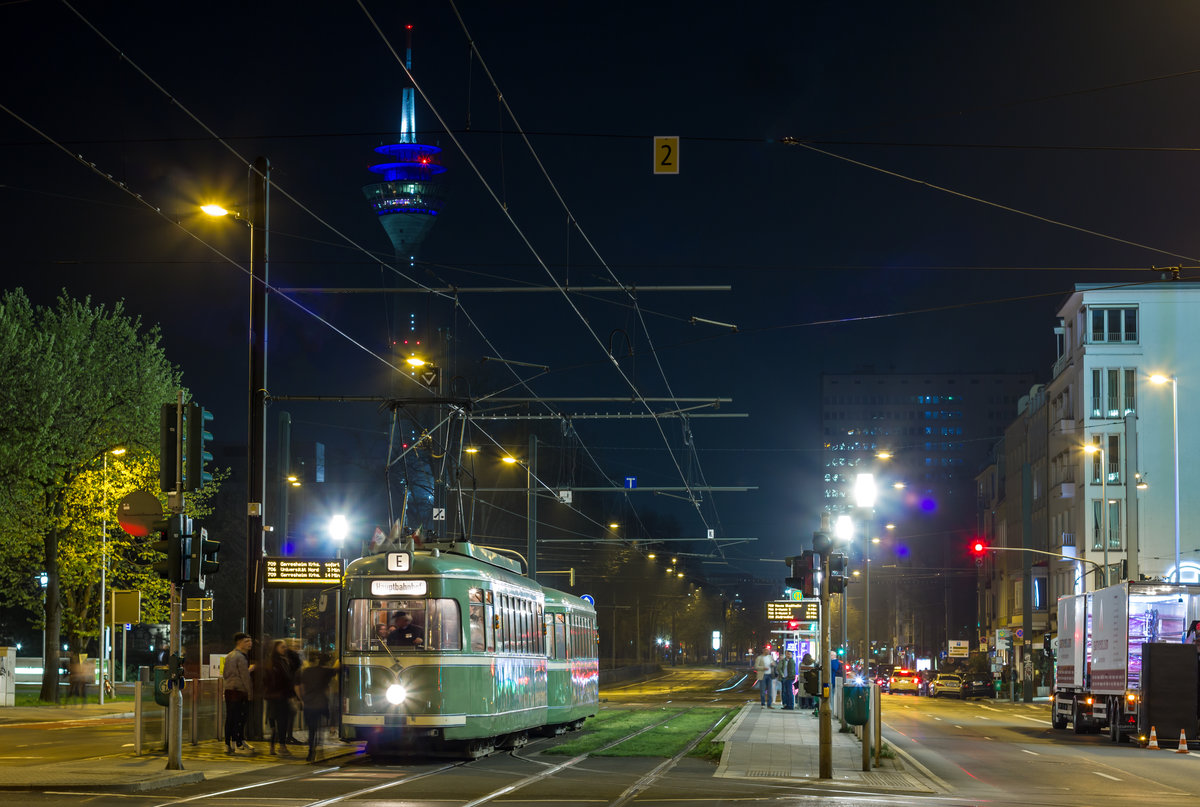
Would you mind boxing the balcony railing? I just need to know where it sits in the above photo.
[1061,532,1075,547]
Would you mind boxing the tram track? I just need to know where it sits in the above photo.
[147,703,731,807]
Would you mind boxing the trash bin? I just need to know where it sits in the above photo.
[843,682,870,726]
[152,665,170,707]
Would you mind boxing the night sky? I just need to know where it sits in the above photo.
[5,1,1200,586]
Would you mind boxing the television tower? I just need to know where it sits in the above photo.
[363,24,446,267]
[362,24,444,535]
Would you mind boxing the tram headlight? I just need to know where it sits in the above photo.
[386,684,407,705]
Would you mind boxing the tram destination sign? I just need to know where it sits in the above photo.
[264,557,344,587]
[766,599,820,623]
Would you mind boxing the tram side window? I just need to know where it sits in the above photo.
[521,599,531,654]
[554,613,567,660]
[469,588,486,653]
[485,590,495,652]
[501,594,512,653]
[535,604,544,655]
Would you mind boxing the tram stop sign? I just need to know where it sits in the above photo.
[117,490,164,537]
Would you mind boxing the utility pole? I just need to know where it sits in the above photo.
[814,517,834,779]
[167,391,184,771]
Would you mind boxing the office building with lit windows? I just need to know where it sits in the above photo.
[821,369,1037,666]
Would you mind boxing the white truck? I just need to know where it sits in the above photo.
[1052,581,1200,744]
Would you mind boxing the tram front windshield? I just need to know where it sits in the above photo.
[346,598,462,652]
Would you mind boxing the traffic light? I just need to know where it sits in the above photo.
[150,516,189,583]
[196,527,220,589]
[787,619,801,631]
[184,403,213,491]
[159,402,180,492]
[829,553,848,593]
[785,550,816,595]
[971,539,987,567]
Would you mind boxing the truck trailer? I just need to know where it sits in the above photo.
[1052,581,1200,744]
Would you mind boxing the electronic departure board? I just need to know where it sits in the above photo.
[264,557,344,587]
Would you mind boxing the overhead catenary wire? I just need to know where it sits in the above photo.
[439,1,722,547]
[20,4,690,562]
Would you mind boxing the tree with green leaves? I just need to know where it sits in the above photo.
[57,452,228,662]
[0,289,181,701]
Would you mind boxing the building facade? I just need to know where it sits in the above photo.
[977,282,1200,687]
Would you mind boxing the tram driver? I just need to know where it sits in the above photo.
[387,611,425,648]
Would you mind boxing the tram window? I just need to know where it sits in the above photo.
[519,600,529,654]
[346,598,462,652]
[501,593,511,653]
[485,591,495,652]
[469,604,486,652]
[554,614,566,660]
[468,589,486,652]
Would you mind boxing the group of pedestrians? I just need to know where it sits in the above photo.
[753,646,819,710]
[222,632,337,762]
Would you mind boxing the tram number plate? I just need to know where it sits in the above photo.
[387,552,412,572]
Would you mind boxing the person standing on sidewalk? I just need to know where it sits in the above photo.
[778,650,798,710]
[753,647,776,708]
[263,640,294,756]
[223,633,256,755]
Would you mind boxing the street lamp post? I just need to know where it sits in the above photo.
[98,446,125,705]
[1150,374,1180,583]
[204,156,270,670]
[834,514,853,733]
[1083,444,1109,587]
[854,473,877,771]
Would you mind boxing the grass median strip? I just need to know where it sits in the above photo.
[545,707,735,758]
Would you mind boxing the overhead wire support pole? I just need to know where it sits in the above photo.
[246,156,269,740]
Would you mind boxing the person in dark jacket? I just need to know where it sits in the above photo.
[264,640,295,756]
[282,641,302,745]
[295,651,337,762]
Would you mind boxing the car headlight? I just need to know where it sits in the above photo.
[386,684,407,705]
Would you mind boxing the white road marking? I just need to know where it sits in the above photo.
[1021,749,1039,756]
[1094,772,1121,781]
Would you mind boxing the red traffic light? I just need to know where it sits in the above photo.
[971,540,986,554]
[787,619,800,630]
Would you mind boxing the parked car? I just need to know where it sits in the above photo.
[930,673,963,698]
[960,673,995,698]
[890,668,923,694]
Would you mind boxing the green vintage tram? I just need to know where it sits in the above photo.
[339,540,598,756]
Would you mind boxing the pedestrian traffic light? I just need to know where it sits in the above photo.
[196,527,220,589]
[829,553,849,593]
[184,403,213,491]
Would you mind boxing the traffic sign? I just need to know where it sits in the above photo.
[653,136,679,174]
[624,476,637,489]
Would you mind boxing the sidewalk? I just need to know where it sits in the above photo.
[0,701,361,792]
[713,703,940,793]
